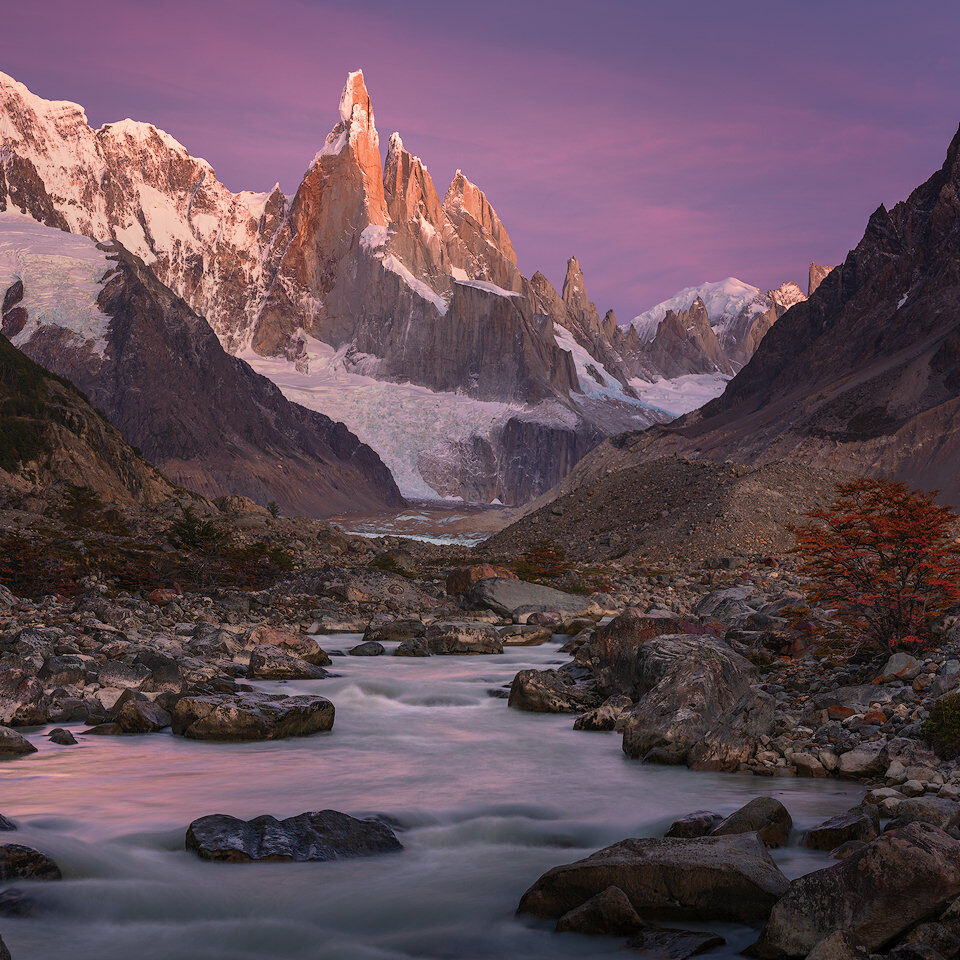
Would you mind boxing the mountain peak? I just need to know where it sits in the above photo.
[339,69,373,127]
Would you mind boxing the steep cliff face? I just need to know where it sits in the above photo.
[559,125,960,504]
[0,215,403,516]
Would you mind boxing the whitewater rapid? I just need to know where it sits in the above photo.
[2,638,860,959]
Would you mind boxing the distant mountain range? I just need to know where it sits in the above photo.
[0,69,808,506]
[534,124,960,505]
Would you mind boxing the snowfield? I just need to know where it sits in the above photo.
[0,212,114,355]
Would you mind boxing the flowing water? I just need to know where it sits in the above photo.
[2,638,860,960]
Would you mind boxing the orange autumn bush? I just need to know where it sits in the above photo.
[792,477,960,651]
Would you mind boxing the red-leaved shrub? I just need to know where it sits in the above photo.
[792,477,960,651]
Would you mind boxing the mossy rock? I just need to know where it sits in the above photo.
[923,692,960,759]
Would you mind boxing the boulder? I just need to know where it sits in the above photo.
[0,668,48,726]
[466,577,595,622]
[620,636,770,769]
[348,640,385,656]
[877,653,923,683]
[48,728,78,746]
[247,645,327,680]
[694,586,756,620]
[555,885,644,935]
[0,844,61,881]
[837,741,889,778]
[574,695,633,731]
[245,625,331,666]
[518,832,789,923]
[446,565,516,596]
[755,824,960,957]
[803,806,880,851]
[0,934,8,960]
[626,927,726,959]
[395,638,430,657]
[0,815,15,831]
[112,697,172,734]
[171,692,334,741]
[0,726,37,758]
[363,620,424,643]
[574,608,695,698]
[133,650,184,693]
[499,625,553,646]
[888,797,960,831]
[96,660,152,691]
[665,811,724,839]
[711,797,793,848]
[424,622,503,655]
[508,669,601,714]
[805,931,869,960]
[185,810,401,862]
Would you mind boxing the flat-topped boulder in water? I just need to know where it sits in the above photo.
[171,691,334,741]
[466,577,604,622]
[186,809,402,863]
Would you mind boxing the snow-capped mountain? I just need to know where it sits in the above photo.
[0,68,799,504]
[628,277,806,372]
[0,212,403,516]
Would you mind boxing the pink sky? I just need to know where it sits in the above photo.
[3,0,958,319]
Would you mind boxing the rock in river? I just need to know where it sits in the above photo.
[803,805,880,851]
[0,844,61,881]
[711,797,793,848]
[556,885,644,935]
[186,810,402,862]
[424,622,503,655]
[509,669,601,714]
[755,823,960,957]
[247,645,327,680]
[0,726,37,758]
[171,692,334,741]
[518,832,789,923]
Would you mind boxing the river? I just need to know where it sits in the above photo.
[2,638,860,960]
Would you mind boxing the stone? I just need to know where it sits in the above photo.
[499,624,553,646]
[96,660,152,691]
[394,637,430,657]
[171,692,335,741]
[466,577,595,622]
[665,811,724,839]
[888,797,960,831]
[245,626,331,666]
[363,620,424,643]
[247,645,327,680]
[185,810,402,862]
[878,653,924,683]
[48,728,78,745]
[508,669,601,713]
[147,588,178,605]
[755,824,960,957]
[348,640,385,656]
[518,832,789,923]
[620,636,771,770]
[445,565,516,596]
[710,797,793,848]
[555,885,644,935]
[803,805,880,850]
[112,697,172,734]
[0,668,49,726]
[0,934,9,960]
[787,751,827,778]
[0,816,14,831]
[0,844,61,881]
[837,741,889,778]
[573,695,632,731]
[0,726,37,758]
[424,621,503,655]
[626,927,726,959]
